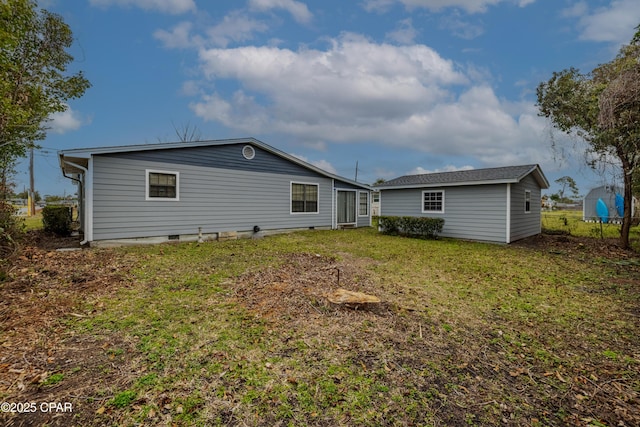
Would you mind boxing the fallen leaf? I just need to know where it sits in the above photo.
[510,368,526,377]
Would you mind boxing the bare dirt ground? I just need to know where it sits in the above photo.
[1,230,638,426]
[1,231,138,426]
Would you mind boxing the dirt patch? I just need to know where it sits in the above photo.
[231,252,392,321]
[0,231,139,426]
[514,232,636,261]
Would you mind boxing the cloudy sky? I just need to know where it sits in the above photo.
[20,0,640,197]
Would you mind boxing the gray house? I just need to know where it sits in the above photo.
[375,164,549,243]
[59,138,371,246]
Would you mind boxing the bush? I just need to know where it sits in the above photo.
[378,216,444,239]
[0,200,24,260]
[42,205,72,236]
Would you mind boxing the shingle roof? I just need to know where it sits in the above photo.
[59,137,371,190]
[375,164,549,189]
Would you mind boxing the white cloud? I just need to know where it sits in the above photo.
[154,12,269,49]
[290,154,338,174]
[439,15,484,39]
[188,33,550,168]
[363,0,534,14]
[561,1,588,18]
[89,0,196,14]
[572,0,640,44]
[386,19,418,44]
[194,34,467,121]
[312,159,338,174]
[48,107,88,134]
[248,0,313,24]
[154,21,196,49]
[205,11,269,47]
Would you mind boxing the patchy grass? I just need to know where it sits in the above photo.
[19,213,43,230]
[1,229,639,426]
[542,210,640,241]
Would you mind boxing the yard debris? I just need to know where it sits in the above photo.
[327,288,381,305]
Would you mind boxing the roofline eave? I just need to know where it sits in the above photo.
[58,137,372,191]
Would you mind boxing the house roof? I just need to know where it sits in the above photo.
[59,137,371,190]
[375,164,549,190]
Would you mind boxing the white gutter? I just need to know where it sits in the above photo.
[506,183,511,244]
[62,158,93,245]
[331,179,336,230]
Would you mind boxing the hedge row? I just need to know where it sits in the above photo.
[42,205,72,237]
[377,216,444,239]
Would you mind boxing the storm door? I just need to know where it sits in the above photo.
[337,190,357,225]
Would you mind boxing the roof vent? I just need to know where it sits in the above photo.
[242,145,255,160]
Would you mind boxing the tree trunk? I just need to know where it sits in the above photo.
[620,155,633,249]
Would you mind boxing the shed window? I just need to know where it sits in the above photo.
[422,190,444,213]
[525,190,531,213]
[291,182,318,213]
[359,192,369,216]
[147,170,179,200]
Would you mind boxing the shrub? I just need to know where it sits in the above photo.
[0,200,24,261]
[377,215,401,235]
[378,216,444,239]
[42,205,72,236]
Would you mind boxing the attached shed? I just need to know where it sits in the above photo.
[59,138,372,246]
[375,164,549,243]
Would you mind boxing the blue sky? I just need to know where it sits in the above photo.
[19,0,640,198]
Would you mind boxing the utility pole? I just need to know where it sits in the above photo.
[354,161,359,182]
[29,147,35,216]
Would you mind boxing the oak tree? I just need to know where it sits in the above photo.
[537,26,640,249]
[0,0,90,195]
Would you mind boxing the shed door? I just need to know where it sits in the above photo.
[337,190,356,224]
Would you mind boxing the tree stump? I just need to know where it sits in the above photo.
[327,288,380,308]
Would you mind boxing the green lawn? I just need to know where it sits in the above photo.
[2,227,639,426]
[542,209,640,241]
[21,213,43,230]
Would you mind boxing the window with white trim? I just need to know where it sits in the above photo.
[146,170,179,200]
[524,190,531,213]
[422,190,444,213]
[291,182,319,213]
[358,191,369,216]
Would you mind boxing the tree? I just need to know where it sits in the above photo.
[0,0,90,195]
[537,26,640,249]
[14,189,40,202]
[554,176,579,202]
[173,121,203,142]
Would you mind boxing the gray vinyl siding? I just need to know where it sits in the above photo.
[91,155,333,240]
[510,175,542,242]
[103,143,319,178]
[380,185,508,242]
[357,191,371,227]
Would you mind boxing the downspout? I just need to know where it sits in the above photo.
[331,179,336,230]
[62,159,91,245]
[61,167,83,240]
[506,183,511,244]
